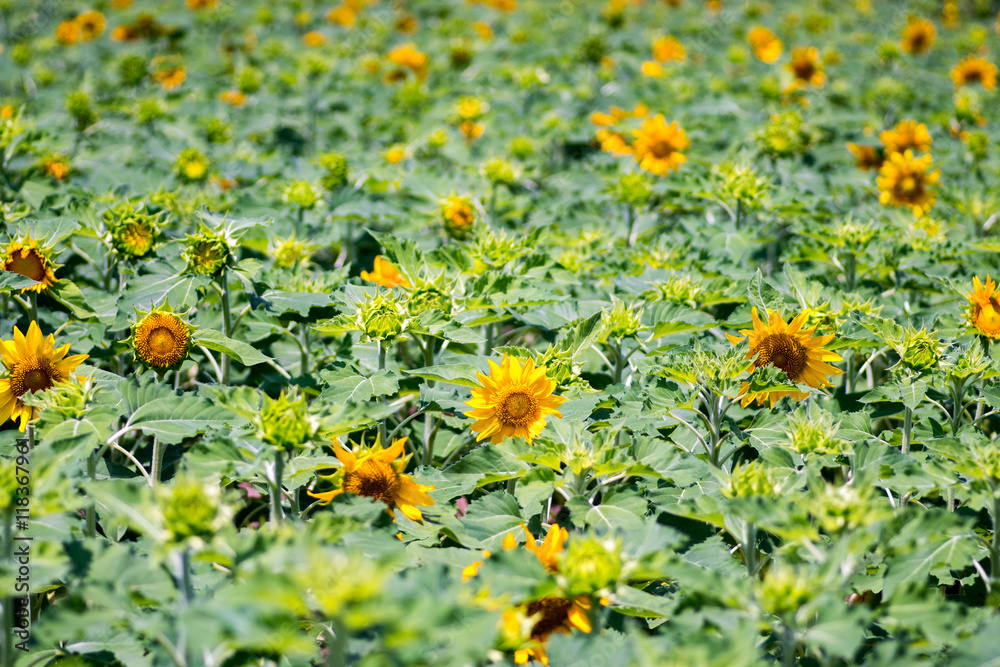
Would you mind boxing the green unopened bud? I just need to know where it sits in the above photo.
[21,376,100,421]
[901,327,941,372]
[716,160,770,211]
[135,97,167,125]
[318,152,349,190]
[260,392,313,451]
[203,118,232,144]
[509,136,534,160]
[159,476,222,545]
[174,148,210,182]
[613,173,653,208]
[643,275,702,307]
[535,345,575,386]
[183,228,232,276]
[407,286,452,316]
[65,90,97,131]
[757,563,814,616]
[562,536,622,594]
[601,298,643,341]
[11,44,31,67]
[119,54,147,86]
[442,195,476,240]
[967,131,989,161]
[362,293,406,340]
[812,484,874,534]
[484,157,516,186]
[237,66,263,93]
[579,34,608,64]
[724,460,774,498]
[784,406,842,456]
[281,180,323,209]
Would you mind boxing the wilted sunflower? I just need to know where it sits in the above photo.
[786,46,826,88]
[951,56,998,90]
[967,276,1000,338]
[465,355,566,444]
[846,143,884,171]
[130,302,194,369]
[2,237,58,293]
[876,150,940,217]
[727,308,843,408]
[747,26,782,63]
[360,256,411,289]
[0,321,88,431]
[307,436,435,521]
[880,120,932,154]
[901,17,935,55]
[632,114,689,175]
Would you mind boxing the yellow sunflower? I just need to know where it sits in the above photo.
[846,143,884,171]
[441,195,477,239]
[879,120,932,154]
[307,436,435,521]
[2,237,58,293]
[876,149,940,217]
[465,355,566,445]
[130,303,194,369]
[901,17,935,55]
[786,46,826,88]
[596,129,633,156]
[727,308,843,408]
[0,321,88,431]
[748,26,782,63]
[360,256,411,289]
[967,276,1000,338]
[652,36,685,63]
[631,114,689,176]
[951,56,998,90]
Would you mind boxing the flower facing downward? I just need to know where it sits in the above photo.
[465,355,566,444]
[360,256,411,289]
[951,56,998,90]
[130,302,194,369]
[876,150,940,217]
[0,321,88,431]
[632,115,689,175]
[2,237,58,293]
[727,308,842,408]
[967,276,1000,339]
[307,436,435,521]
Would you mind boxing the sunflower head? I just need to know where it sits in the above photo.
[0,321,89,431]
[786,46,826,88]
[174,147,209,182]
[441,195,477,239]
[260,391,314,451]
[748,25,782,63]
[727,307,843,408]
[631,114,689,175]
[846,143,884,171]
[270,234,318,268]
[307,435,435,521]
[182,228,233,276]
[879,119,932,154]
[2,235,58,293]
[465,354,567,445]
[104,201,164,259]
[967,275,1000,339]
[876,149,940,217]
[360,255,411,289]
[901,17,935,55]
[951,55,998,90]
[130,301,196,370]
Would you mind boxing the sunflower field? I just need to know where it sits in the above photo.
[9,0,1000,665]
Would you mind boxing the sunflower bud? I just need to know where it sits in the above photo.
[270,235,316,268]
[723,461,774,499]
[715,160,770,211]
[509,136,534,160]
[362,293,406,341]
[134,98,167,125]
[442,195,477,240]
[318,152,349,190]
[612,172,653,208]
[203,118,232,144]
[65,90,98,132]
[281,179,323,209]
[483,157,516,186]
[579,34,608,64]
[407,286,452,316]
[21,376,100,421]
[901,327,941,372]
[130,301,196,370]
[118,54,147,86]
[600,299,643,341]
[757,563,814,617]
[783,406,842,456]
[534,345,576,386]
[174,148,210,182]
[182,229,233,276]
[158,476,223,546]
[754,111,812,159]
[104,201,163,259]
[260,392,314,451]
[562,536,622,594]
[427,129,448,150]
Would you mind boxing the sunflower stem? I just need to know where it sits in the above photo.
[86,444,97,539]
[626,205,637,247]
[484,322,494,355]
[28,292,37,325]
[151,437,164,486]
[220,270,232,385]
[269,448,285,527]
[743,521,758,577]
[901,406,912,456]
[300,323,310,376]
[295,205,304,238]
[421,335,436,466]
[377,341,387,446]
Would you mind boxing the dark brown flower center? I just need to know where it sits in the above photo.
[650,140,675,159]
[526,597,573,640]
[6,249,46,282]
[343,458,400,504]
[497,391,539,427]
[756,333,807,380]
[793,59,816,81]
[9,356,59,397]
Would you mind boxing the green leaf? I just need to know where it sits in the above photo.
[407,363,483,388]
[193,329,273,366]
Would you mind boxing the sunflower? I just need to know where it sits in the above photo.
[901,17,935,55]
[360,256,411,289]
[2,237,58,293]
[727,308,843,408]
[130,303,194,369]
[386,43,429,81]
[632,115,689,175]
[183,229,232,276]
[876,149,940,217]
[0,321,88,431]
[596,129,633,156]
[880,120,932,154]
[442,195,476,239]
[846,143,884,171]
[76,10,106,41]
[748,26,782,63]
[951,56,998,90]
[465,355,566,444]
[967,276,1000,338]
[786,46,826,88]
[41,156,71,182]
[307,436,435,521]
[652,36,685,63]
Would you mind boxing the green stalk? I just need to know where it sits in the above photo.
[86,443,97,539]
[28,292,37,325]
[300,324,310,376]
[901,406,912,456]
[422,335,436,467]
[270,449,285,527]
[626,205,637,247]
[151,437,164,486]
[744,521,758,577]
[377,341,388,446]
[992,494,1000,584]
[220,270,232,385]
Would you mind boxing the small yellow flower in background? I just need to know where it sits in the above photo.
[967,276,1000,338]
[0,321,88,431]
[846,143,883,171]
[942,1,959,28]
[56,20,81,45]
[111,0,133,7]
[632,114,689,175]
[2,237,57,293]
[327,5,356,26]
[441,195,476,239]
[879,119,932,154]
[174,148,210,182]
[151,57,186,91]
[461,119,484,142]
[457,97,486,121]
[384,144,406,164]
[360,256,411,289]
[474,21,493,40]
[640,61,664,78]
[901,17,935,55]
[596,129,633,156]
[303,31,326,47]
[951,56,998,90]
[41,155,71,182]
[186,0,218,9]
[876,149,940,217]
[652,36,685,62]
[787,46,825,88]
[748,26,782,63]
[465,355,566,445]
[130,302,194,370]
[1,106,13,120]
[76,10,105,41]
[307,436,435,521]
[727,307,843,408]
[219,90,246,107]
[386,43,429,81]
